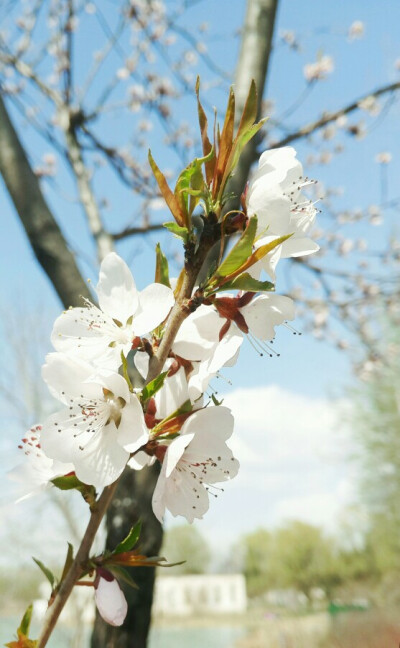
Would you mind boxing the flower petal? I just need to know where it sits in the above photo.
[117,396,149,453]
[172,306,222,361]
[155,367,190,420]
[165,432,196,478]
[281,237,320,258]
[40,409,84,463]
[181,406,234,442]
[42,353,101,403]
[95,576,128,627]
[96,253,139,324]
[240,294,295,341]
[133,283,175,336]
[73,422,129,489]
[128,451,155,471]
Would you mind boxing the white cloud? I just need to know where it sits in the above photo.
[187,385,358,543]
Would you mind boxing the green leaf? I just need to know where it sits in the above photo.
[107,565,139,589]
[155,243,171,287]
[227,118,267,180]
[211,393,224,406]
[60,543,74,583]
[5,607,38,648]
[51,474,97,508]
[114,521,142,555]
[148,150,186,226]
[33,558,56,588]
[141,371,168,403]
[220,233,292,287]
[121,351,133,392]
[215,216,258,278]
[52,473,82,490]
[218,82,267,200]
[163,221,189,242]
[245,233,292,269]
[174,150,213,219]
[218,273,274,293]
[236,80,258,139]
[160,399,192,423]
[18,605,33,637]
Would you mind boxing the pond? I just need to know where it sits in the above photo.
[150,625,246,648]
[0,617,246,648]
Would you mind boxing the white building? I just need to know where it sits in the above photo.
[153,574,247,616]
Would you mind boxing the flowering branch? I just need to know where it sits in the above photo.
[36,483,118,648]
[6,80,321,648]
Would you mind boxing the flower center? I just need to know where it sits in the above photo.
[104,391,126,427]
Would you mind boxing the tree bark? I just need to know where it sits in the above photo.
[0,96,92,308]
[229,0,279,200]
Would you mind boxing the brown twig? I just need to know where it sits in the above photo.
[36,483,118,648]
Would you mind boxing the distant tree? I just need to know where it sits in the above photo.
[240,521,342,599]
[240,528,274,597]
[271,521,340,599]
[350,322,400,575]
[161,525,211,575]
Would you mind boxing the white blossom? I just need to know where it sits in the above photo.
[375,151,392,164]
[8,424,73,501]
[152,406,239,523]
[51,252,174,370]
[358,95,381,117]
[173,294,294,366]
[246,147,320,280]
[348,20,365,41]
[303,55,334,82]
[41,353,149,489]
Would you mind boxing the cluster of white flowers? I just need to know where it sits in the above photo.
[14,146,319,627]
[16,146,320,518]
[303,55,334,83]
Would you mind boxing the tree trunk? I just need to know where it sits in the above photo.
[0,96,92,308]
[229,0,279,199]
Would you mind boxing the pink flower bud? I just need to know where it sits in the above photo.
[94,572,128,627]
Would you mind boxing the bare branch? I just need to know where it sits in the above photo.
[37,482,119,648]
[112,223,165,240]
[64,115,114,261]
[271,81,400,149]
[0,47,62,106]
[63,0,74,106]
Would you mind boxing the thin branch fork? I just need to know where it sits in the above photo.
[0,48,62,106]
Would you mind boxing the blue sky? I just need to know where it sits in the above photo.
[1,0,399,549]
